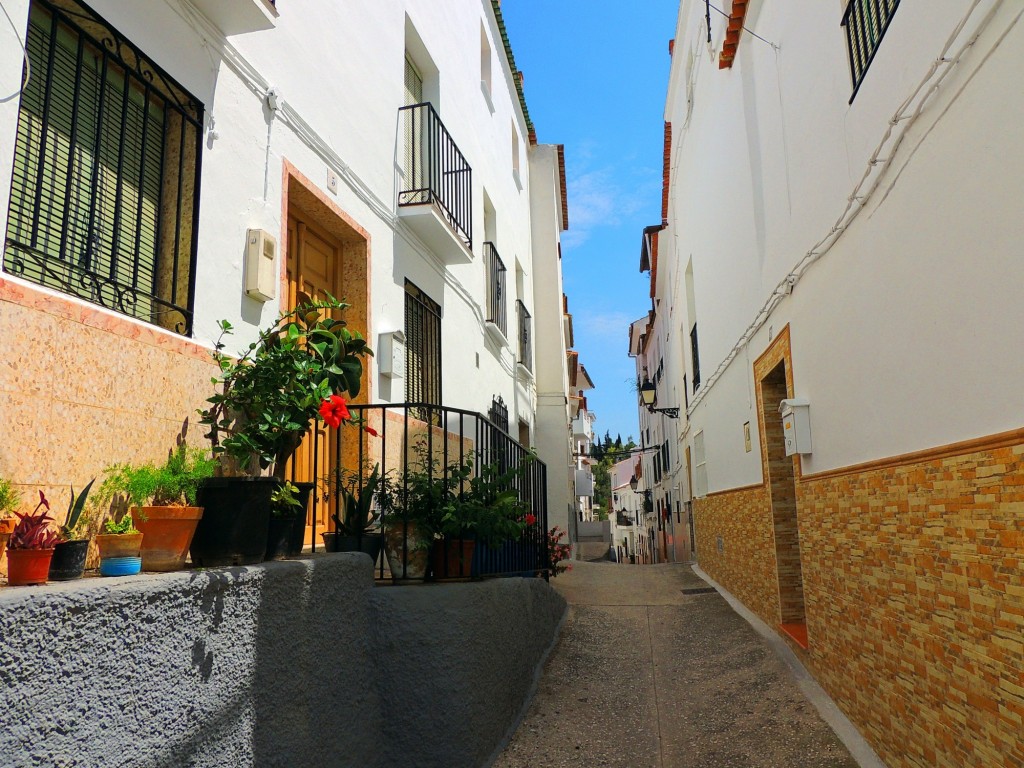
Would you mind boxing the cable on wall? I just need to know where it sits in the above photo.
[0,0,31,103]
[685,0,1007,417]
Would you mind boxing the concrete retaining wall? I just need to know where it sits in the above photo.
[0,554,566,768]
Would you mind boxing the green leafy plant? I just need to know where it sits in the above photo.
[9,491,60,550]
[103,514,139,536]
[323,464,382,536]
[0,476,20,518]
[270,481,304,519]
[200,296,372,478]
[61,479,96,540]
[96,444,215,510]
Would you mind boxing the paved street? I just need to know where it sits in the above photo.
[494,562,861,768]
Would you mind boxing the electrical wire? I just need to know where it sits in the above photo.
[0,0,31,103]
[685,0,1006,417]
[707,2,780,51]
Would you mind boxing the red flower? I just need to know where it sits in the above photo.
[319,395,350,428]
[524,513,537,527]
[364,426,380,438]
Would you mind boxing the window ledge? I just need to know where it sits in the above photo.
[517,361,534,381]
[484,321,508,348]
[190,0,278,35]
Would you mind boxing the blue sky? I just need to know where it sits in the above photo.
[500,1,680,445]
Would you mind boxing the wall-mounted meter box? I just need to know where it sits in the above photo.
[245,229,277,302]
[377,330,406,379]
[779,398,811,456]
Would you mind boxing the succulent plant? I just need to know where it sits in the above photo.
[9,491,60,550]
[61,479,96,540]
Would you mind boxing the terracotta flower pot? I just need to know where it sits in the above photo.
[96,532,144,560]
[131,506,203,572]
[431,537,476,580]
[7,548,55,586]
[383,521,430,582]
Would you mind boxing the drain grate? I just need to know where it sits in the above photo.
[681,587,717,595]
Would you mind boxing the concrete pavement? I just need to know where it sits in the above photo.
[492,561,862,768]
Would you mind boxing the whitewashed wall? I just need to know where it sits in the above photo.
[658,0,1024,490]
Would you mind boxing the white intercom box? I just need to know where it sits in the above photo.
[245,229,277,302]
[779,398,811,456]
[377,330,406,379]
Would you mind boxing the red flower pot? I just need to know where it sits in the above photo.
[7,548,55,586]
[132,506,203,572]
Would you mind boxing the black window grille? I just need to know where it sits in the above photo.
[404,280,441,419]
[487,395,509,434]
[517,299,532,372]
[484,241,507,336]
[690,322,701,392]
[4,0,203,335]
[842,0,900,99]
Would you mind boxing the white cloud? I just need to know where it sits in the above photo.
[562,164,659,249]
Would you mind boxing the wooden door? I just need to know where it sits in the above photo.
[286,213,342,546]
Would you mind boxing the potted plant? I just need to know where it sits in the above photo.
[48,480,96,581]
[193,296,371,567]
[377,449,443,582]
[322,463,383,565]
[264,481,313,560]
[0,476,20,577]
[95,513,144,577]
[96,444,213,572]
[6,491,60,586]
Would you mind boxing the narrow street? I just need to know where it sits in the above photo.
[494,562,861,768]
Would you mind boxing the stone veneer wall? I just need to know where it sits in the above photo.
[694,431,1024,768]
[693,483,778,625]
[0,554,567,768]
[0,279,217,508]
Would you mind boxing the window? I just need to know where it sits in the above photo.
[842,0,900,97]
[690,323,701,392]
[511,121,521,181]
[487,395,509,433]
[693,430,708,498]
[484,242,507,336]
[516,299,532,372]
[5,0,202,335]
[404,280,441,415]
[480,23,492,97]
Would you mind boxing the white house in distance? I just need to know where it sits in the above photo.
[608,456,640,563]
[644,1,1024,765]
[569,354,596,524]
[0,0,576,536]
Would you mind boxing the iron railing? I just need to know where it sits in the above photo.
[484,241,507,336]
[842,0,900,99]
[516,299,532,372]
[320,402,549,582]
[398,102,473,249]
[4,0,202,336]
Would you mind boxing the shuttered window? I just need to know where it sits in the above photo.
[4,0,202,334]
[842,0,900,98]
[404,280,441,416]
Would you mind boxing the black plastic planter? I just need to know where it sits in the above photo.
[48,539,89,581]
[322,532,382,566]
[191,477,275,567]
[264,482,313,560]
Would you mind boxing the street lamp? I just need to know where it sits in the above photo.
[638,375,680,419]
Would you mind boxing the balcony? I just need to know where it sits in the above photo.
[484,242,507,341]
[398,103,473,261]
[575,468,594,497]
[517,300,533,373]
[571,415,588,440]
[190,0,278,35]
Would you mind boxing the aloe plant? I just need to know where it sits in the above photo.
[61,479,96,540]
[9,491,60,550]
[331,464,382,536]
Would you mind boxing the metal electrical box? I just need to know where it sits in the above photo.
[779,398,811,456]
[377,330,406,379]
[245,229,277,302]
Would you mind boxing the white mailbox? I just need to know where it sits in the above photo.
[377,330,406,379]
[779,398,811,456]
[244,229,277,302]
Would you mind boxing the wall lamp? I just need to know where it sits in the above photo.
[639,376,680,419]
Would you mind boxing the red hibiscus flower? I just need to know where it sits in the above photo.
[319,395,350,428]
[364,426,380,438]
[524,513,537,527]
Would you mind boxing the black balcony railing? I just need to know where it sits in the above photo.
[322,402,549,582]
[398,102,473,249]
[517,300,532,372]
[484,242,507,336]
[842,0,900,98]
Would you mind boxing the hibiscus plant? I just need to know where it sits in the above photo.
[201,296,371,478]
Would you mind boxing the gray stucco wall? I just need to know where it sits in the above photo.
[0,554,566,768]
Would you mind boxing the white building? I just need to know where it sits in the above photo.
[569,355,596,524]
[0,0,575,534]
[608,457,640,563]
[644,1,1024,765]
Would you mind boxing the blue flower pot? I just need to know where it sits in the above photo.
[100,556,142,577]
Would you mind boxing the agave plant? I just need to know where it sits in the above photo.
[9,491,61,550]
[61,479,96,540]
[330,464,383,536]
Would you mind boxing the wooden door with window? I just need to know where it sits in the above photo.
[286,212,342,546]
